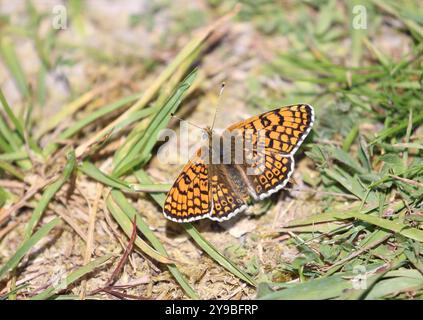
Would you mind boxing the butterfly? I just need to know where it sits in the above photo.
[163,104,314,223]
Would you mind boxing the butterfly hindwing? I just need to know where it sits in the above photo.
[208,165,250,221]
[242,153,295,200]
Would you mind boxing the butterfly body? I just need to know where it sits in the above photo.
[163,104,314,223]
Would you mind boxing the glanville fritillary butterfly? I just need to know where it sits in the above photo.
[163,104,314,223]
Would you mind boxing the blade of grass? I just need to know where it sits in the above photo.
[402,108,413,166]
[184,223,256,286]
[0,88,25,140]
[24,150,76,239]
[112,68,198,177]
[0,112,22,151]
[0,217,61,281]
[108,190,199,299]
[35,79,122,139]
[257,274,352,300]
[332,211,423,242]
[324,229,391,276]
[363,37,391,69]
[74,6,239,159]
[342,125,359,152]
[130,183,171,192]
[30,254,113,300]
[134,170,257,287]
[42,93,144,156]
[365,270,423,299]
[112,52,202,166]
[0,37,30,98]
[0,284,29,300]
[0,134,13,153]
[105,195,173,265]
[368,163,423,188]
[0,160,25,180]
[78,161,133,192]
[0,150,28,162]
[343,255,407,300]
[370,113,423,145]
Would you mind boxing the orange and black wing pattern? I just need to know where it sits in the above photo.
[243,153,295,200]
[208,165,250,221]
[163,152,211,223]
[163,104,314,223]
[226,104,314,156]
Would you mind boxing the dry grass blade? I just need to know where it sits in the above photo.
[134,170,256,287]
[30,254,114,300]
[35,78,124,139]
[79,183,102,299]
[0,218,61,281]
[74,5,240,159]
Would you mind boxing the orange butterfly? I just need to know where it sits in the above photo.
[163,104,314,223]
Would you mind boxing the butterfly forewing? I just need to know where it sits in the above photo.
[227,104,314,155]
[163,152,211,222]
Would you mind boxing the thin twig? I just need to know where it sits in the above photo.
[0,175,58,225]
[89,217,141,298]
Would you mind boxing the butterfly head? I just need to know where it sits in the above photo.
[204,126,214,137]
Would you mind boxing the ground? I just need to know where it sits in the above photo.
[0,0,422,300]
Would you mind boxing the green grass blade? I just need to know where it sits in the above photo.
[0,217,61,281]
[183,223,256,286]
[24,151,76,239]
[112,68,198,177]
[0,284,29,300]
[257,274,352,300]
[108,190,199,299]
[0,113,22,151]
[0,37,30,97]
[43,93,144,156]
[334,211,423,242]
[0,134,13,153]
[0,150,28,162]
[31,254,113,300]
[105,194,173,265]
[35,83,122,139]
[134,170,257,287]
[0,160,25,180]
[370,113,423,145]
[78,161,133,192]
[365,270,423,299]
[0,88,25,140]
[342,125,359,152]
[130,183,171,192]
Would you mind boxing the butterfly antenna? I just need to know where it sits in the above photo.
[170,113,204,131]
[211,82,225,131]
